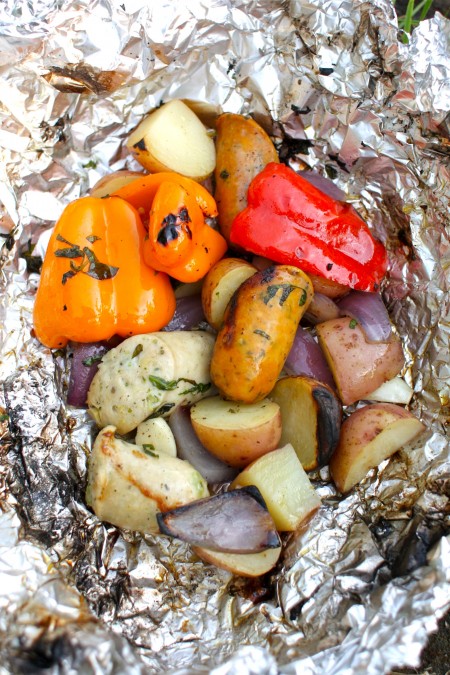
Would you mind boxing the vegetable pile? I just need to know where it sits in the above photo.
[33,99,425,578]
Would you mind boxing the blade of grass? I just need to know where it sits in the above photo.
[403,0,417,33]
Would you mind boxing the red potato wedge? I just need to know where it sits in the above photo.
[127,100,216,181]
[307,273,350,299]
[316,317,405,405]
[231,443,321,532]
[269,376,342,471]
[201,258,257,330]
[190,395,282,468]
[330,403,426,493]
[193,545,282,577]
[90,171,143,198]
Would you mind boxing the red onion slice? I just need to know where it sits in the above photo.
[298,170,346,201]
[157,486,281,553]
[169,406,239,484]
[67,342,108,408]
[163,295,206,331]
[337,291,392,342]
[285,326,335,389]
[303,292,340,325]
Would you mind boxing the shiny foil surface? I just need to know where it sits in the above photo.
[0,0,449,673]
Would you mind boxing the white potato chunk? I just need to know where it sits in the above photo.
[231,444,321,532]
[90,170,143,198]
[87,331,215,434]
[365,376,414,405]
[86,426,209,533]
[330,403,425,493]
[126,100,216,181]
[135,417,177,457]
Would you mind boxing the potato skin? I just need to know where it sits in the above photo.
[214,114,279,243]
[210,265,314,403]
[190,396,282,467]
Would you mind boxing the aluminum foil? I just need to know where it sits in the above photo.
[0,0,449,673]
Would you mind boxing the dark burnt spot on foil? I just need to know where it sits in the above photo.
[278,137,314,163]
[370,511,449,578]
[13,634,72,671]
[39,117,68,144]
[44,65,126,94]
[318,67,334,76]
[290,104,311,115]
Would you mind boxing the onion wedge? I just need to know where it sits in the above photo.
[157,486,281,553]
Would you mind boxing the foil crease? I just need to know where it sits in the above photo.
[0,0,449,673]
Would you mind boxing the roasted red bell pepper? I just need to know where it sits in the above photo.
[230,163,387,292]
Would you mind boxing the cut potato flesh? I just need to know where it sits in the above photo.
[90,171,143,198]
[190,395,282,467]
[201,258,257,330]
[330,403,425,493]
[365,376,413,405]
[135,417,177,457]
[231,443,321,531]
[126,100,216,181]
[269,376,341,470]
[194,545,281,577]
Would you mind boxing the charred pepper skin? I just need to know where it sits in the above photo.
[33,196,176,349]
[230,163,388,292]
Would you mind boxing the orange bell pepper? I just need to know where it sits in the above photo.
[113,173,227,283]
[33,195,176,349]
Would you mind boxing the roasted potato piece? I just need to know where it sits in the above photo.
[135,417,177,457]
[214,113,279,242]
[211,265,314,403]
[190,395,282,467]
[316,317,405,405]
[307,273,350,299]
[127,100,216,181]
[231,443,321,532]
[86,426,209,533]
[330,403,425,493]
[90,170,143,198]
[194,545,282,577]
[87,331,215,434]
[269,376,342,470]
[201,257,257,330]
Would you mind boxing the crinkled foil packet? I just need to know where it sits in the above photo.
[0,0,449,673]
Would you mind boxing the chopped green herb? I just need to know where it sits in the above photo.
[82,159,98,169]
[147,403,175,418]
[263,283,302,306]
[0,413,9,422]
[149,375,211,396]
[254,329,271,340]
[82,355,103,366]
[299,289,307,306]
[149,375,179,391]
[86,235,101,243]
[142,444,159,458]
[179,380,211,396]
[55,234,119,285]
[132,344,143,358]
[349,319,358,329]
